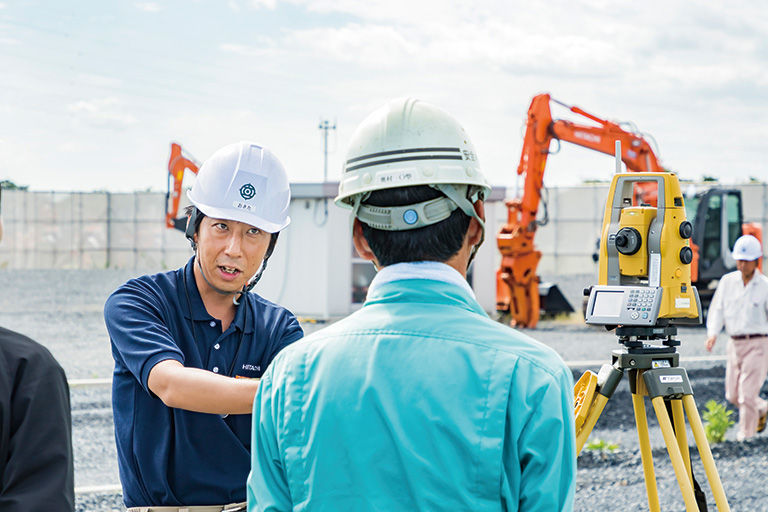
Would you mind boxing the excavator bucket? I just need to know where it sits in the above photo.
[538,282,574,317]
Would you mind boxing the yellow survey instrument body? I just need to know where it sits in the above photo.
[597,172,699,322]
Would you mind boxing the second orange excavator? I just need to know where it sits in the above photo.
[165,142,200,232]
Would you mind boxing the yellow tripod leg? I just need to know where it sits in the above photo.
[682,395,731,511]
[576,394,609,455]
[632,392,660,512]
[671,399,693,488]
[651,397,698,511]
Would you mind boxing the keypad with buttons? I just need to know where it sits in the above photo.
[623,287,659,323]
[627,289,656,312]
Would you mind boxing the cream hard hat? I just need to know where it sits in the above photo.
[335,97,490,231]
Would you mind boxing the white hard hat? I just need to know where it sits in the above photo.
[335,97,491,231]
[188,141,291,233]
[733,234,763,261]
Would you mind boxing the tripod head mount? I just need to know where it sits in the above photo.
[616,323,679,352]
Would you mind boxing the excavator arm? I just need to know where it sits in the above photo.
[496,93,663,328]
[165,142,200,232]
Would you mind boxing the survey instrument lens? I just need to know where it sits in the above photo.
[615,227,641,255]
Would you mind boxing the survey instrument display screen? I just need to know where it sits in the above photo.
[585,285,664,326]
[592,291,623,317]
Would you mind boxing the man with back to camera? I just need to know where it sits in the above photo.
[706,234,768,441]
[0,184,74,511]
[247,98,576,511]
[104,142,304,511]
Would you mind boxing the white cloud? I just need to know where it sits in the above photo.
[219,40,276,57]
[286,24,416,67]
[66,98,137,129]
[5,0,767,190]
[76,73,123,88]
[134,2,162,12]
[248,0,277,9]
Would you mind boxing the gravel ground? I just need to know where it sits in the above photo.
[1,269,767,511]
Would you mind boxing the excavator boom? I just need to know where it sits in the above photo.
[497,93,663,328]
[165,143,199,232]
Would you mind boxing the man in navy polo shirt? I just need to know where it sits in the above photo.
[105,141,303,511]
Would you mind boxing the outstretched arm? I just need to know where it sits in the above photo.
[148,359,259,415]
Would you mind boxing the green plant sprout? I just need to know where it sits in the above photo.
[584,438,619,454]
[702,400,734,444]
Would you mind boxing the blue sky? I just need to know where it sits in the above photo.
[1,0,766,192]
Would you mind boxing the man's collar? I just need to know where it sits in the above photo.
[368,261,476,299]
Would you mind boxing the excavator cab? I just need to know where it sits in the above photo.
[686,188,761,314]
[687,188,741,283]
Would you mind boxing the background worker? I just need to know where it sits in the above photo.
[0,184,74,512]
[706,234,768,441]
[247,98,576,511]
[104,142,303,510]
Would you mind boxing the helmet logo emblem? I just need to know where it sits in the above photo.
[239,183,256,200]
[403,209,418,225]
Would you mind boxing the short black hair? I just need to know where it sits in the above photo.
[359,185,471,267]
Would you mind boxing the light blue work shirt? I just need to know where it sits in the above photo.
[248,262,576,511]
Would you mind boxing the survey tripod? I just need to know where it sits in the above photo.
[574,324,730,511]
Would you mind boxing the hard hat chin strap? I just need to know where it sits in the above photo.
[195,256,239,299]
[234,232,279,304]
[432,184,485,269]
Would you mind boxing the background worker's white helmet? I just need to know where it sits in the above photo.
[335,97,491,231]
[733,234,763,261]
[188,141,291,233]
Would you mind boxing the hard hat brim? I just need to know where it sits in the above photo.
[191,199,289,234]
[734,254,761,261]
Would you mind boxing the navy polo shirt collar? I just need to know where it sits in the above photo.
[180,257,252,334]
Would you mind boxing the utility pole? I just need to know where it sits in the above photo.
[318,119,336,182]
[317,119,336,322]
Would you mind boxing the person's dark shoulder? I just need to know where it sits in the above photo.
[110,267,180,298]
[247,292,303,338]
[0,326,63,372]
[105,267,181,313]
[248,292,296,319]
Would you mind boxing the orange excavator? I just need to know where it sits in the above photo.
[496,93,761,328]
[165,142,200,232]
